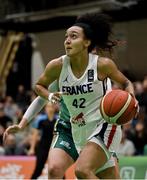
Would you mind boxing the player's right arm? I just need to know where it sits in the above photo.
[3,58,63,141]
[35,58,62,100]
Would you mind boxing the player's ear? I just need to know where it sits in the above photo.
[84,39,91,48]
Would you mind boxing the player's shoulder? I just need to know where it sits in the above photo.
[44,56,66,75]
[98,56,116,70]
[97,57,116,79]
[46,56,63,68]
[98,56,113,65]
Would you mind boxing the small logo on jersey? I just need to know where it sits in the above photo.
[71,112,86,127]
[88,69,94,82]
[60,140,71,149]
[63,75,68,83]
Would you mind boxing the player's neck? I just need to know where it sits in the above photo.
[70,51,89,71]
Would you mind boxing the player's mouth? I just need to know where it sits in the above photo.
[66,46,72,50]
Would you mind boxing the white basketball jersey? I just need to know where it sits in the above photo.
[59,53,111,150]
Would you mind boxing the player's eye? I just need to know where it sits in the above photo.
[71,33,78,39]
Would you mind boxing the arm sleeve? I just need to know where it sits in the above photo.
[23,80,58,123]
[23,96,47,123]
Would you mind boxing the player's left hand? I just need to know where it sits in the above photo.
[48,92,69,104]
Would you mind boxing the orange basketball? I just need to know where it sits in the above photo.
[100,89,137,125]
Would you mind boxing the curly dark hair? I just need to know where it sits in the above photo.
[75,12,114,52]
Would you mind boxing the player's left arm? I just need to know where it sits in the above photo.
[98,57,135,97]
[98,57,139,115]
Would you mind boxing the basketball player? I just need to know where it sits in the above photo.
[34,12,138,179]
[4,15,121,179]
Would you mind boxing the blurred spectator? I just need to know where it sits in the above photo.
[16,130,33,154]
[0,103,13,145]
[117,128,136,157]
[141,76,147,113]
[131,107,146,128]
[143,144,147,155]
[4,96,19,122]
[122,121,135,140]
[124,105,147,155]
[15,84,30,110]
[0,90,4,102]
[0,125,5,145]
[29,90,37,102]
[15,108,24,123]
[134,81,144,105]
[4,134,27,155]
[0,145,5,155]
[0,103,13,128]
[130,121,147,155]
[29,103,57,179]
[0,128,5,155]
[134,81,143,94]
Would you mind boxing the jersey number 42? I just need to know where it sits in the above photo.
[72,98,86,108]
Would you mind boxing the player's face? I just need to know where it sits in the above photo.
[64,26,89,57]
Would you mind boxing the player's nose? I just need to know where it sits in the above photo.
[65,37,71,44]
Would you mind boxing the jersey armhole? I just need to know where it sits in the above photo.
[58,55,68,90]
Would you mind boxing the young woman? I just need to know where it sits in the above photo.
[34,12,138,179]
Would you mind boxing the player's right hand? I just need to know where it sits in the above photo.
[3,125,21,142]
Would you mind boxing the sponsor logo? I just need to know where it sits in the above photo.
[59,141,71,149]
[71,112,86,127]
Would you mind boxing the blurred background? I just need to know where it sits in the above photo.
[0,0,147,179]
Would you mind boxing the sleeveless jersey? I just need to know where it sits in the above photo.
[59,53,109,149]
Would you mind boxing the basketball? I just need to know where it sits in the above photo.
[100,89,137,125]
